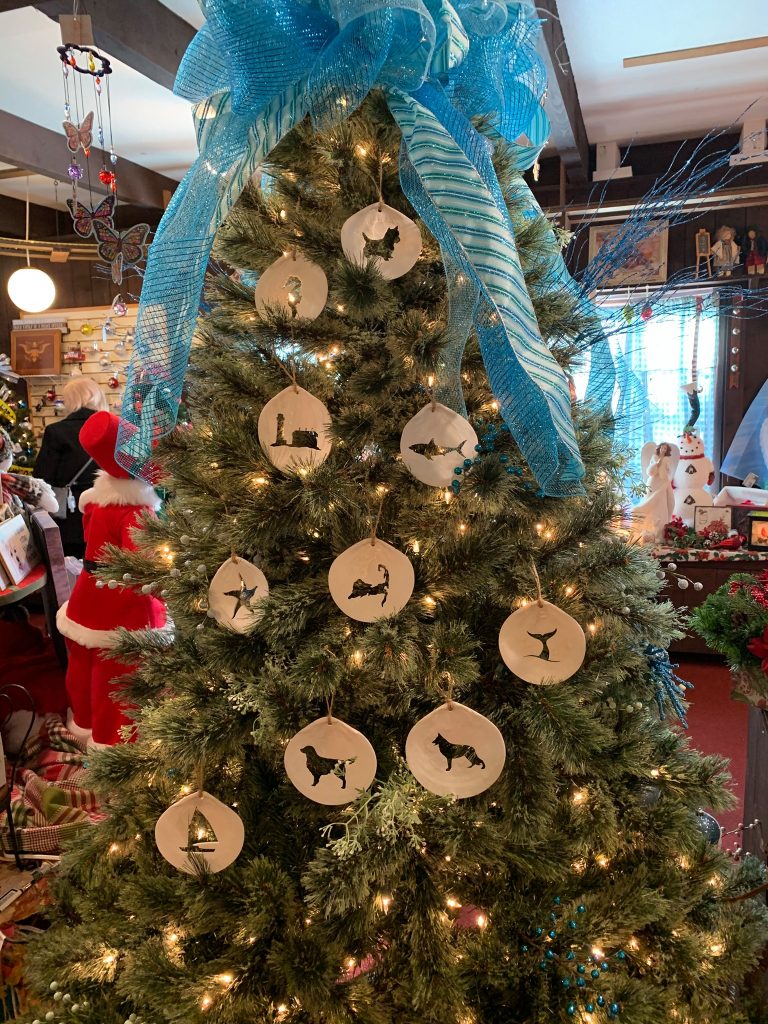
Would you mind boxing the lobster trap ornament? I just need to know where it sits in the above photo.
[254,252,328,321]
[341,202,421,280]
[400,403,478,487]
[155,791,244,874]
[405,702,506,799]
[328,538,414,622]
[207,555,269,633]
[284,716,377,805]
[257,385,332,473]
[498,599,586,684]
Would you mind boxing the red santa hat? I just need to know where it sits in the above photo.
[79,411,133,479]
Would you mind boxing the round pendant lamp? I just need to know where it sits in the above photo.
[7,178,55,313]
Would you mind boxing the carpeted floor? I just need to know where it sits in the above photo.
[678,656,749,851]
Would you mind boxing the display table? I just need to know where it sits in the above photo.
[0,565,46,607]
[652,548,768,655]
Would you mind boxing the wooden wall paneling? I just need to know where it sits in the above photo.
[20,304,137,440]
[743,708,768,859]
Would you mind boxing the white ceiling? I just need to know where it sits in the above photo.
[558,0,768,145]
[0,1,765,217]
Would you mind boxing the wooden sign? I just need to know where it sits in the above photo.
[10,329,61,377]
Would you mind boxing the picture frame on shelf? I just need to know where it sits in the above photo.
[748,511,768,550]
[10,329,61,377]
[694,506,732,535]
[588,220,669,286]
[0,514,40,585]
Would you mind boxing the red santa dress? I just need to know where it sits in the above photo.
[56,412,166,747]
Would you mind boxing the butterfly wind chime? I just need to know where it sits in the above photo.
[58,39,150,286]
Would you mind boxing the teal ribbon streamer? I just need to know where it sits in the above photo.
[118,0,592,495]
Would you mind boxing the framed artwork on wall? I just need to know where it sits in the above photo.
[10,328,61,377]
[588,220,669,286]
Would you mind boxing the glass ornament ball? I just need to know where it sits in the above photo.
[693,581,703,592]
[696,809,721,844]
[7,267,55,313]
[677,579,689,590]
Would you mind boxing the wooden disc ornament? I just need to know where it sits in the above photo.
[328,538,415,622]
[257,385,332,474]
[254,252,328,321]
[405,702,506,799]
[340,202,421,280]
[284,716,377,805]
[208,556,269,633]
[498,599,585,684]
[155,791,245,874]
[400,403,478,487]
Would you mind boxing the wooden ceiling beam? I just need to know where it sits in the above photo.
[536,0,590,186]
[34,0,195,90]
[0,110,178,210]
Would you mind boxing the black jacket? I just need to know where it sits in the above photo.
[34,408,99,556]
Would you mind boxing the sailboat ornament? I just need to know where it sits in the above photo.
[56,16,149,287]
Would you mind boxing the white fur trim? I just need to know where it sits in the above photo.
[66,709,92,743]
[79,470,161,512]
[57,601,173,651]
[57,601,119,649]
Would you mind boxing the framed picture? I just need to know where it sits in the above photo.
[748,512,768,550]
[588,221,668,286]
[695,506,732,534]
[0,513,39,585]
[10,328,61,377]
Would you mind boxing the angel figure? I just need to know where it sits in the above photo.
[712,225,740,278]
[630,441,680,543]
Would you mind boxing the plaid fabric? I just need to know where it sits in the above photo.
[0,716,103,854]
[0,473,44,508]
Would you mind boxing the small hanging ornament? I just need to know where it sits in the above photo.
[284,716,377,805]
[405,702,506,799]
[111,293,127,316]
[400,403,478,488]
[80,321,94,336]
[254,251,328,321]
[328,538,414,622]
[341,202,421,280]
[696,809,721,845]
[67,160,83,182]
[621,303,634,324]
[498,595,586,685]
[108,372,120,389]
[641,303,653,322]
[154,791,244,874]
[98,167,116,189]
[45,386,57,403]
[207,555,269,633]
[257,385,332,474]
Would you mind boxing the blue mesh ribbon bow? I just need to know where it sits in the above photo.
[645,644,693,728]
[118,0,591,496]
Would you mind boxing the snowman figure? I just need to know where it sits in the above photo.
[672,430,715,526]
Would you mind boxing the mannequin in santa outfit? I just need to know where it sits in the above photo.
[56,411,166,747]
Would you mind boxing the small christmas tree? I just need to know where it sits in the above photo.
[23,92,768,1024]
[0,383,37,472]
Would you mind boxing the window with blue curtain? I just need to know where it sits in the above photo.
[573,292,720,483]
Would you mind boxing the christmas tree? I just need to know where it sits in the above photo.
[0,383,37,472]
[25,7,768,1024]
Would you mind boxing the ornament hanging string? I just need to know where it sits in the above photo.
[326,694,334,726]
[369,489,386,547]
[530,560,544,608]
[117,0,619,496]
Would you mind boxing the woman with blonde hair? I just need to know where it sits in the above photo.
[35,377,108,557]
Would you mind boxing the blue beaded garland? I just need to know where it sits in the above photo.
[585,1005,594,1014]
[601,962,609,972]
[463,458,472,468]
[454,467,462,475]
[577,978,586,988]
[565,951,576,961]
[561,978,571,988]
[505,467,515,474]
[552,896,561,905]
[577,965,586,974]
[451,480,461,494]
[548,930,557,939]
[566,1004,576,1017]
[549,912,558,922]
[499,454,509,464]
[597,996,606,1007]
[538,960,548,970]
[610,1004,620,1015]
[536,489,545,497]
[577,905,586,914]
[616,951,626,960]
[534,927,543,937]
[545,949,555,961]
[591,970,600,979]
[474,444,483,452]
[520,944,529,953]
[567,920,577,930]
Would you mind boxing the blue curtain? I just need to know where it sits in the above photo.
[573,296,719,483]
